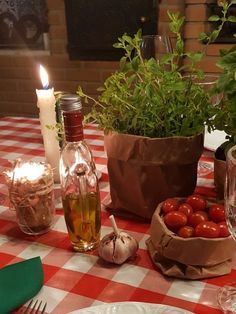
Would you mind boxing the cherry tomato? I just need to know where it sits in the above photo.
[188,210,208,228]
[209,203,225,223]
[162,198,179,215]
[164,211,187,230]
[178,203,193,217]
[195,221,220,238]
[186,194,207,212]
[177,225,194,238]
[218,221,230,237]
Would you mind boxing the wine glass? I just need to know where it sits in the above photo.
[196,74,222,106]
[140,34,173,60]
[218,145,236,313]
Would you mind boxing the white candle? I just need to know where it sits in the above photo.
[36,65,60,183]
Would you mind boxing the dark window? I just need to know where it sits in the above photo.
[64,0,158,60]
[0,0,48,49]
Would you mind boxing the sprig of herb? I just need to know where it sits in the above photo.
[199,0,236,44]
[206,1,236,156]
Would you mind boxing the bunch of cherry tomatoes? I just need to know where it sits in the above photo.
[161,195,230,238]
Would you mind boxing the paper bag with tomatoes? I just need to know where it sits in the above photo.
[146,195,236,279]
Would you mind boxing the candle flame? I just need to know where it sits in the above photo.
[39,64,49,89]
[7,162,45,182]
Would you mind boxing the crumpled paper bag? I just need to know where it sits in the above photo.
[104,132,204,220]
[146,201,236,279]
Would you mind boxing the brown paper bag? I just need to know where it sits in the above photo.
[214,153,226,200]
[146,201,236,279]
[104,132,204,220]
[146,238,232,279]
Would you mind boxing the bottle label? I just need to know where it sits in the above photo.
[63,110,84,142]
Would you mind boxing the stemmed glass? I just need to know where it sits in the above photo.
[140,34,173,60]
[196,75,222,176]
[218,145,236,313]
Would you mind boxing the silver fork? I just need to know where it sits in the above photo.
[22,299,47,314]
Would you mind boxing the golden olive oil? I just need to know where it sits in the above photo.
[62,191,101,252]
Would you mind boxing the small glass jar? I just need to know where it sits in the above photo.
[4,160,55,235]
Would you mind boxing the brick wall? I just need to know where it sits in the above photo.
[0,0,232,116]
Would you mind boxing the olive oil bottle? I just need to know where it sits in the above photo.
[59,94,101,252]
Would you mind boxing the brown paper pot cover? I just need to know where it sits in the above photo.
[146,200,235,279]
[214,153,226,200]
[104,132,204,220]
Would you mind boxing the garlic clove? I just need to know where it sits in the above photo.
[120,231,139,256]
[113,236,131,264]
[98,232,115,263]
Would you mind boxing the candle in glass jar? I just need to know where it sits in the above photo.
[4,160,55,235]
[36,65,60,183]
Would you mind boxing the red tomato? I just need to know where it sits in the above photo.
[162,198,179,215]
[195,221,220,238]
[188,211,208,228]
[178,203,193,217]
[209,203,225,223]
[164,211,187,230]
[177,226,194,238]
[186,194,207,212]
[218,221,230,237]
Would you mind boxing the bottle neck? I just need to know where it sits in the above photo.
[63,110,84,142]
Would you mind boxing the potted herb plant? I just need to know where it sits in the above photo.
[77,12,217,220]
[211,45,236,198]
[199,0,236,199]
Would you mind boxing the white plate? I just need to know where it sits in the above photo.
[68,302,193,314]
[204,126,227,151]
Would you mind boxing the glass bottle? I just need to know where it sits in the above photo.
[59,94,101,252]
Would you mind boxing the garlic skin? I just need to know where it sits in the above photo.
[98,231,139,264]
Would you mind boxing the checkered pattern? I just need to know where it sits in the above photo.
[0,116,227,314]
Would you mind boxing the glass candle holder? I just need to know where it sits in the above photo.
[4,160,55,235]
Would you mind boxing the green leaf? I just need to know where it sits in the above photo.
[97,87,105,92]
[160,53,173,64]
[209,30,220,42]
[218,50,236,69]
[186,52,203,63]
[208,15,220,22]
[176,38,184,54]
[227,16,236,23]
[199,32,208,41]
[119,56,127,70]
[131,56,139,71]
[113,42,123,49]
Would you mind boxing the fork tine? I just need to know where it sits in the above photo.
[34,300,42,314]
[22,299,47,314]
[41,302,47,314]
[22,299,33,314]
[30,299,38,313]
[27,299,34,308]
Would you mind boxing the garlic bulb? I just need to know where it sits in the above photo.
[98,215,139,264]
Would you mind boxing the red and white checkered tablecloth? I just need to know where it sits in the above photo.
[0,116,231,314]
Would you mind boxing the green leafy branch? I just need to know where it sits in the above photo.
[199,0,236,44]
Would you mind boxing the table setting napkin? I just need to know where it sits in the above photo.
[0,256,44,314]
